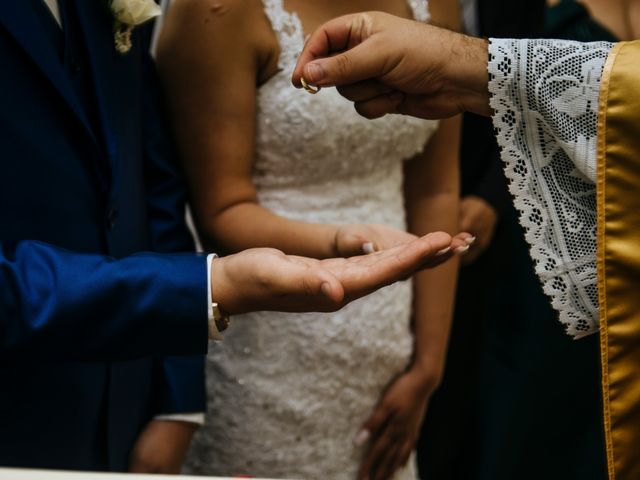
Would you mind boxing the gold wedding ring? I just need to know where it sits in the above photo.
[301,76,320,94]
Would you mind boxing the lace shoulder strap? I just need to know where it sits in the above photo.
[260,0,428,68]
[261,0,304,69]
[407,0,430,23]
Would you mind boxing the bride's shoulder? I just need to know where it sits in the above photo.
[165,0,271,39]
[168,0,263,16]
[427,0,462,31]
[160,0,276,57]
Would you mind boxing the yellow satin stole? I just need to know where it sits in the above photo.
[597,40,640,480]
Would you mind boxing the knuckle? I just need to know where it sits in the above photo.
[300,276,316,296]
[254,265,273,290]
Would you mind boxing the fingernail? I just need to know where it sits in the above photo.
[305,63,324,83]
[454,245,470,254]
[354,429,370,446]
[321,282,332,297]
[362,242,375,254]
[436,247,451,256]
[465,236,476,246]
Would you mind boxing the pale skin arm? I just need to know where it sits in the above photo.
[155,0,415,259]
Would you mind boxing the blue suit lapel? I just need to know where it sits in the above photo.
[0,2,98,147]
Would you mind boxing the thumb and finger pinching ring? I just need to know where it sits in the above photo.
[301,76,321,94]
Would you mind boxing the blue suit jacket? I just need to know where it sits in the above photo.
[0,1,207,471]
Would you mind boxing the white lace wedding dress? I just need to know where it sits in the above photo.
[183,1,438,479]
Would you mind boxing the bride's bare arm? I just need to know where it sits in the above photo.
[356,1,463,478]
[155,0,350,258]
[405,117,461,381]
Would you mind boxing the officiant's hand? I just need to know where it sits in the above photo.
[211,231,471,314]
[292,12,491,119]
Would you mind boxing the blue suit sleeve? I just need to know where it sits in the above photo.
[141,37,206,414]
[0,240,208,361]
[153,355,207,415]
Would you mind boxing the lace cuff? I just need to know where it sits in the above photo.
[488,38,614,338]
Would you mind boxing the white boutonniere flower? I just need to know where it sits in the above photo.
[110,0,162,54]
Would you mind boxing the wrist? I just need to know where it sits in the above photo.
[408,360,444,393]
[210,256,232,313]
[306,223,341,258]
[449,35,491,117]
[208,256,233,340]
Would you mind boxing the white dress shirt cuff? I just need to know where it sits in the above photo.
[153,413,205,425]
[206,253,224,341]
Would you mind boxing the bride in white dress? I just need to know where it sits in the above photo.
[156,0,462,478]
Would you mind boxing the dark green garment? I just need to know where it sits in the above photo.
[420,209,607,480]
[546,0,618,42]
[418,2,613,479]
[471,211,607,480]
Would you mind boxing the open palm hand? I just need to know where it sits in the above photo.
[212,231,471,314]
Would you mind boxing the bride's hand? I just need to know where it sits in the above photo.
[334,224,418,257]
[355,367,438,480]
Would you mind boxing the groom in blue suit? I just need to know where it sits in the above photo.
[0,0,465,473]
[0,0,208,472]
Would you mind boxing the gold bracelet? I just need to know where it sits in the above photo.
[212,302,231,334]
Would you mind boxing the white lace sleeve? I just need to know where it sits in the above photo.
[488,39,614,338]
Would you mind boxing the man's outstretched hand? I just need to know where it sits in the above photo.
[212,232,471,314]
[292,12,491,120]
